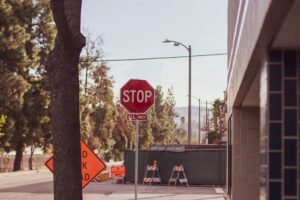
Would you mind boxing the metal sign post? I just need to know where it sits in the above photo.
[120,79,155,200]
[135,121,139,200]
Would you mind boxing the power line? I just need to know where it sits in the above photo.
[1,52,227,64]
[99,53,227,62]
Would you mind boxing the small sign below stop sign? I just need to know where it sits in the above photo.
[120,79,155,113]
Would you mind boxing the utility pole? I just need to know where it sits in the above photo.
[205,101,208,128]
[207,106,210,132]
[198,99,201,145]
[188,45,192,145]
[205,101,208,144]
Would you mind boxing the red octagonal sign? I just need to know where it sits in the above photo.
[120,79,155,113]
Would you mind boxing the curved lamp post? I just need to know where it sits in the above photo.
[163,39,192,144]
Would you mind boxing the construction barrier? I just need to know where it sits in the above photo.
[143,164,161,184]
[111,165,125,183]
[168,165,188,186]
[111,165,126,178]
[124,149,226,185]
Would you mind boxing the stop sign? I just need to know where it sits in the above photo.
[120,79,155,113]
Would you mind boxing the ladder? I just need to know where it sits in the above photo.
[143,164,161,185]
[168,165,189,186]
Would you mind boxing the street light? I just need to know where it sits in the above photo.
[163,38,192,144]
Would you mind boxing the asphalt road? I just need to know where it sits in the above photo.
[0,169,225,200]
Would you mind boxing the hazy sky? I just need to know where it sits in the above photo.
[81,0,227,107]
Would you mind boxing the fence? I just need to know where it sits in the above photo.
[0,154,49,172]
[124,149,226,185]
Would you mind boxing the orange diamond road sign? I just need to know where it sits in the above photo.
[45,139,106,189]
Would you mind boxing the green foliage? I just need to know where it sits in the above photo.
[175,116,187,144]
[79,32,103,94]
[23,81,52,149]
[79,34,117,157]
[0,114,7,137]
[0,0,183,165]
[164,88,179,142]
[0,0,55,166]
[139,86,179,148]
[138,109,154,149]
[112,104,135,152]
[79,94,92,142]
[207,98,226,144]
[79,42,180,153]
[87,64,117,156]
[207,131,220,144]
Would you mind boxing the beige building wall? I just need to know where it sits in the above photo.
[227,0,294,111]
[231,107,260,200]
[227,0,298,200]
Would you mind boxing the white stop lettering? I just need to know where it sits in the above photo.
[122,90,152,103]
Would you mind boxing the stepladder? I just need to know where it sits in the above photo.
[143,164,161,185]
[168,165,189,186]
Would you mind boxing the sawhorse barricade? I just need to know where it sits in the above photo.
[143,164,161,185]
[168,165,189,186]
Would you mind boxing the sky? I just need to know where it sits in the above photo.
[81,0,227,107]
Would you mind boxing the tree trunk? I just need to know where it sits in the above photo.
[13,141,24,171]
[29,145,34,170]
[46,1,85,199]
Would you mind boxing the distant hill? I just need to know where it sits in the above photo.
[175,106,210,130]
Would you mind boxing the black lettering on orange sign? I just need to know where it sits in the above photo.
[82,150,88,158]
[82,173,90,181]
[111,165,125,177]
[82,162,87,169]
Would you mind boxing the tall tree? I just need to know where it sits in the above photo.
[150,86,178,144]
[0,0,33,170]
[0,73,30,157]
[79,32,103,94]
[112,104,135,159]
[164,88,178,143]
[139,109,154,149]
[137,86,179,148]
[23,81,52,170]
[174,116,187,144]
[78,33,117,160]
[24,0,55,170]
[207,99,226,144]
[89,64,116,160]
[0,0,55,171]
[45,0,85,199]
[78,34,104,143]
[151,86,167,144]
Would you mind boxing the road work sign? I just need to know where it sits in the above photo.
[111,165,126,178]
[45,139,106,189]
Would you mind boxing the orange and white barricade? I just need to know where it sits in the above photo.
[143,164,161,185]
[168,164,188,186]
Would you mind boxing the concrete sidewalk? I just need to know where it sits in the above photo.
[0,170,225,200]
